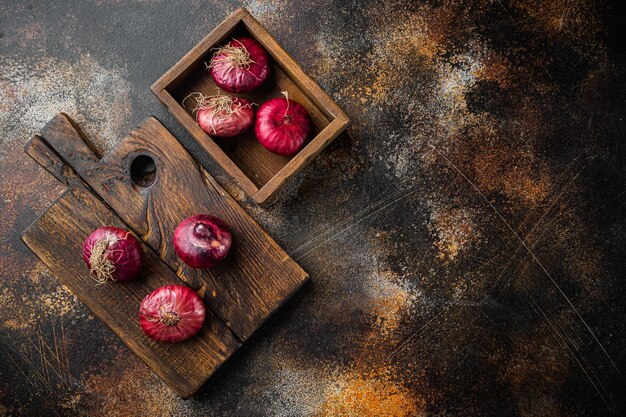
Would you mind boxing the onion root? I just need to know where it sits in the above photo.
[182,91,254,134]
[87,233,121,285]
[208,39,256,73]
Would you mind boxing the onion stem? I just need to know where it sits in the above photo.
[281,90,290,118]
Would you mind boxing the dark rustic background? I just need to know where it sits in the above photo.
[1,1,625,416]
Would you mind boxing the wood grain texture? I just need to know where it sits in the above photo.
[151,7,349,204]
[21,186,240,399]
[32,114,308,342]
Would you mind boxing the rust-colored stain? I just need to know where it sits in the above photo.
[428,205,481,260]
[80,350,177,417]
[1,0,625,416]
[318,367,424,417]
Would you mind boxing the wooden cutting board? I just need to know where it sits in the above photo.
[21,114,308,398]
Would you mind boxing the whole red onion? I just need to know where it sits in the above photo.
[255,93,310,156]
[82,226,143,284]
[192,94,254,137]
[139,285,205,343]
[174,214,232,269]
[209,37,270,93]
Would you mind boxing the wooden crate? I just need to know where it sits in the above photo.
[151,8,349,204]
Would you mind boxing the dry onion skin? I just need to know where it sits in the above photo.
[208,37,270,93]
[82,226,143,284]
[139,285,206,343]
[183,92,254,137]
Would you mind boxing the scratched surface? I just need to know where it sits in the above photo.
[1,0,625,416]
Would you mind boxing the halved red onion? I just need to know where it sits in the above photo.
[82,226,143,284]
[139,285,205,343]
[209,37,270,93]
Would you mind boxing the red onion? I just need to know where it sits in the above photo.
[184,92,254,137]
[255,92,310,156]
[139,285,205,343]
[208,37,270,93]
[82,226,143,284]
[174,214,232,269]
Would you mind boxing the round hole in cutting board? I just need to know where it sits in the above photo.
[130,155,156,188]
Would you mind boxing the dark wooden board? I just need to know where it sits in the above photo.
[21,113,309,397]
[21,186,240,399]
[151,7,349,204]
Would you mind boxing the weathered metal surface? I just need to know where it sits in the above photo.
[1,1,624,416]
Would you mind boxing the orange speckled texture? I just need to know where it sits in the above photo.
[1,0,625,416]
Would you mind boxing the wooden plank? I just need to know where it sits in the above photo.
[21,186,240,399]
[35,114,308,341]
